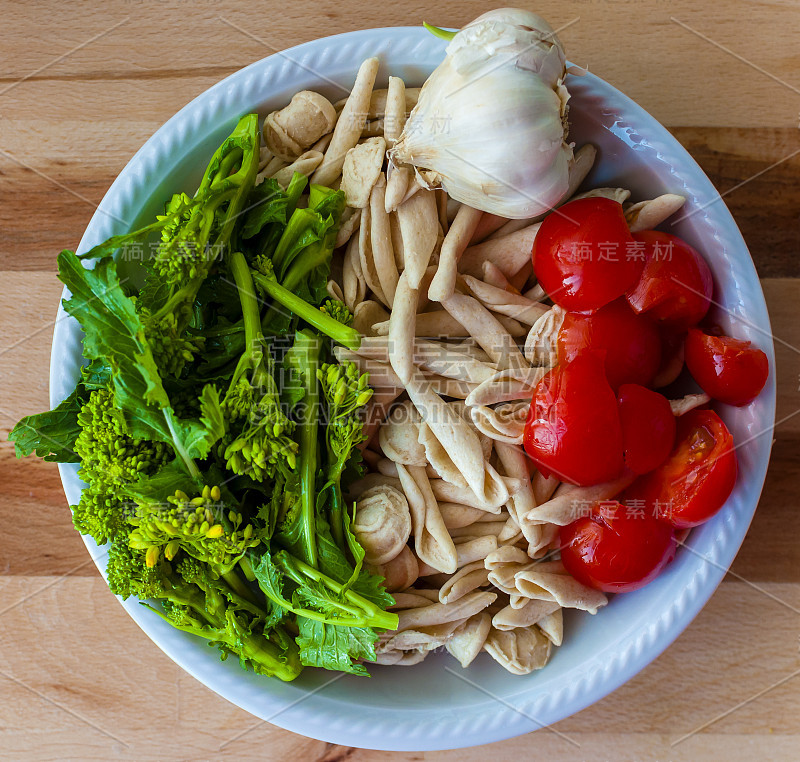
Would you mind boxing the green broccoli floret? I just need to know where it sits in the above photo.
[106,541,158,599]
[317,362,372,547]
[127,485,262,576]
[320,299,353,327]
[72,484,130,546]
[137,114,260,378]
[221,362,298,482]
[107,541,301,681]
[139,308,206,379]
[152,192,213,283]
[71,388,169,544]
[220,251,299,483]
[75,388,169,485]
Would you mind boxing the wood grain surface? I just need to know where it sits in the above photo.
[1,1,798,760]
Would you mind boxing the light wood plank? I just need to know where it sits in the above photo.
[1,2,798,127]
[0,578,797,758]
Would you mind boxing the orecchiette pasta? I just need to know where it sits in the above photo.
[368,544,420,592]
[397,463,459,574]
[469,400,529,445]
[492,598,560,631]
[394,590,497,632]
[341,136,386,209]
[524,305,565,367]
[526,472,635,526]
[312,57,379,186]
[625,193,686,232]
[353,484,412,565]
[458,223,540,278]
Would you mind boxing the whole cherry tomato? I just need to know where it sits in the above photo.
[559,500,676,593]
[557,298,662,390]
[524,353,623,486]
[685,328,769,406]
[626,231,713,328]
[617,383,676,474]
[622,408,737,528]
[533,198,642,312]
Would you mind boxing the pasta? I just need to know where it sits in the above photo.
[281,64,691,676]
[353,484,413,565]
[312,57,380,187]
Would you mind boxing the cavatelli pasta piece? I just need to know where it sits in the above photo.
[483,624,552,675]
[446,611,492,668]
[396,463,458,575]
[439,560,491,604]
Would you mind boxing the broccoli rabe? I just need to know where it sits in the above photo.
[254,550,397,631]
[72,388,169,544]
[317,362,372,547]
[11,114,398,683]
[252,262,362,350]
[281,330,322,568]
[138,114,260,378]
[221,251,299,482]
[107,542,301,681]
[320,299,353,327]
[127,485,262,578]
[75,388,169,485]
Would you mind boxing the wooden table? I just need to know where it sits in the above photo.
[1,1,798,759]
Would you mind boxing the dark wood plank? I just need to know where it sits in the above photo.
[672,127,800,278]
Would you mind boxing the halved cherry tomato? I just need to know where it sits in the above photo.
[523,353,623,486]
[617,384,676,474]
[533,197,642,312]
[685,328,769,406]
[559,500,676,593]
[626,231,713,328]
[622,408,737,528]
[557,298,662,390]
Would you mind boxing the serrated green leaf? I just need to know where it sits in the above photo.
[241,178,289,240]
[121,458,203,504]
[196,383,226,453]
[296,617,376,676]
[58,250,170,411]
[9,383,83,462]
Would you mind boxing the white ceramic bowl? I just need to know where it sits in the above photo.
[49,27,775,751]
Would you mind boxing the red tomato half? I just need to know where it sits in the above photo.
[533,198,642,312]
[626,231,713,328]
[685,328,769,406]
[617,384,676,474]
[523,353,623,486]
[623,409,737,528]
[557,298,662,390]
[559,500,676,593]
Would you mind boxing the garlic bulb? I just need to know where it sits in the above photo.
[390,8,573,219]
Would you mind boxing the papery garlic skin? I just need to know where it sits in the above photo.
[390,8,573,219]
